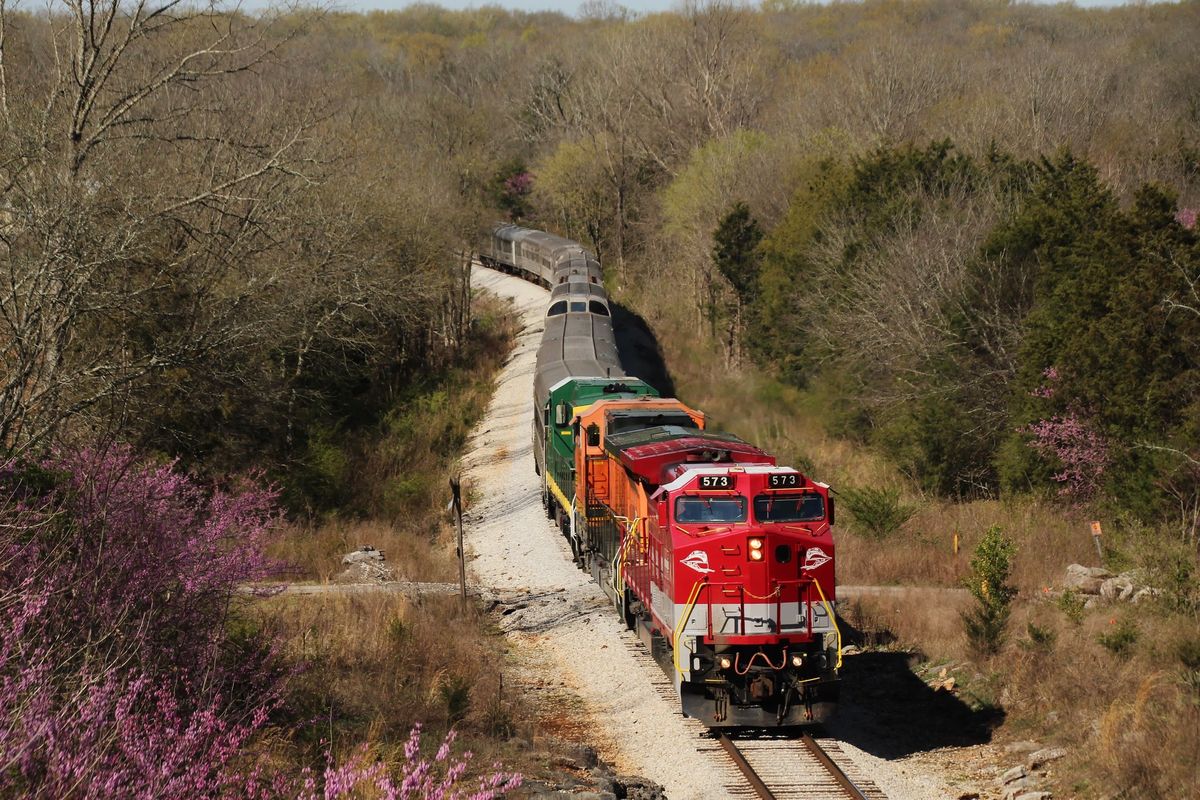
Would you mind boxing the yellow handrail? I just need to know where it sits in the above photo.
[672,580,705,678]
[611,517,639,595]
[810,576,843,670]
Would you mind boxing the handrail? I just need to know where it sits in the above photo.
[611,516,639,596]
[810,576,843,669]
[673,578,705,677]
[694,577,822,641]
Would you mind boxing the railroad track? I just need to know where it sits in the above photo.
[620,638,888,799]
[708,733,884,800]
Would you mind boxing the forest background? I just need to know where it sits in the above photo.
[1,0,1198,797]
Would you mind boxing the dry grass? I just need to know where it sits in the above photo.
[839,591,973,659]
[835,499,1097,591]
[262,592,518,741]
[272,519,459,583]
[836,573,1200,798]
[1001,604,1200,798]
[248,590,552,786]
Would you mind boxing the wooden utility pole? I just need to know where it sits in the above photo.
[450,476,466,601]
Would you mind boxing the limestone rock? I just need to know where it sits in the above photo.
[616,775,668,800]
[999,764,1027,786]
[1064,564,1110,594]
[1004,776,1039,799]
[336,546,395,583]
[1072,577,1105,594]
[342,545,385,565]
[335,561,395,583]
[1026,747,1067,770]
[1100,576,1133,601]
[1004,740,1041,755]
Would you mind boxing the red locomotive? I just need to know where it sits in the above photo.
[575,418,840,727]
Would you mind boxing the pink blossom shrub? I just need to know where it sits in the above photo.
[0,448,523,797]
[1024,369,1110,501]
[0,447,285,796]
[503,171,534,198]
[1025,413,1111,500]
[297,725,522,800]
[1177,207,1197,230]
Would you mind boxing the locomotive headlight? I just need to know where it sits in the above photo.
[748,537,764,561]
[718,655,733,670]
[791,654,804,668]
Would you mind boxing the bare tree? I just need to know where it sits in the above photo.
[0,0,317,454]
[803,183,1009,407]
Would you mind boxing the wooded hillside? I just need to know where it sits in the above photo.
[1,1,1197,796]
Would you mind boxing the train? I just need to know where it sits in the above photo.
[480,222,841,727]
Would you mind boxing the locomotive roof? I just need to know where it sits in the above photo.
[651,465,801,498]
[606,408,698,423]
[604,426,774,486]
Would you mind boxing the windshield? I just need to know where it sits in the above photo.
[547,301,567,317]
[570,301,586,312]
[608,414,697,435]
[675,496,747,524]
[754,493,825,522]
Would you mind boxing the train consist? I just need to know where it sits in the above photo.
[480,223,841,727]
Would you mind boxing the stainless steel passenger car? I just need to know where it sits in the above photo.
[479,223,623,473]
[481,224,602,288]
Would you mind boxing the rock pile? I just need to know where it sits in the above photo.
[335,545,396,583]
[519,740,667,800]
[996,741,1066,800]
[1061,563,1155,606]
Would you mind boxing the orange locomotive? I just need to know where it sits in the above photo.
[573,412,841,727]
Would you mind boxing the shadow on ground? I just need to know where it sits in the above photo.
[816,611,1004,757]
[826,650,1003,759]
[611,302,676,398]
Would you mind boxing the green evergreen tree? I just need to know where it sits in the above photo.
[712,202,764,359]
[996,155,1200,514]
[713,201,764,306]
[963,526,1017,655]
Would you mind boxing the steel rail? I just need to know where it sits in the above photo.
[716,733,778,800]
[799,733,871,800]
